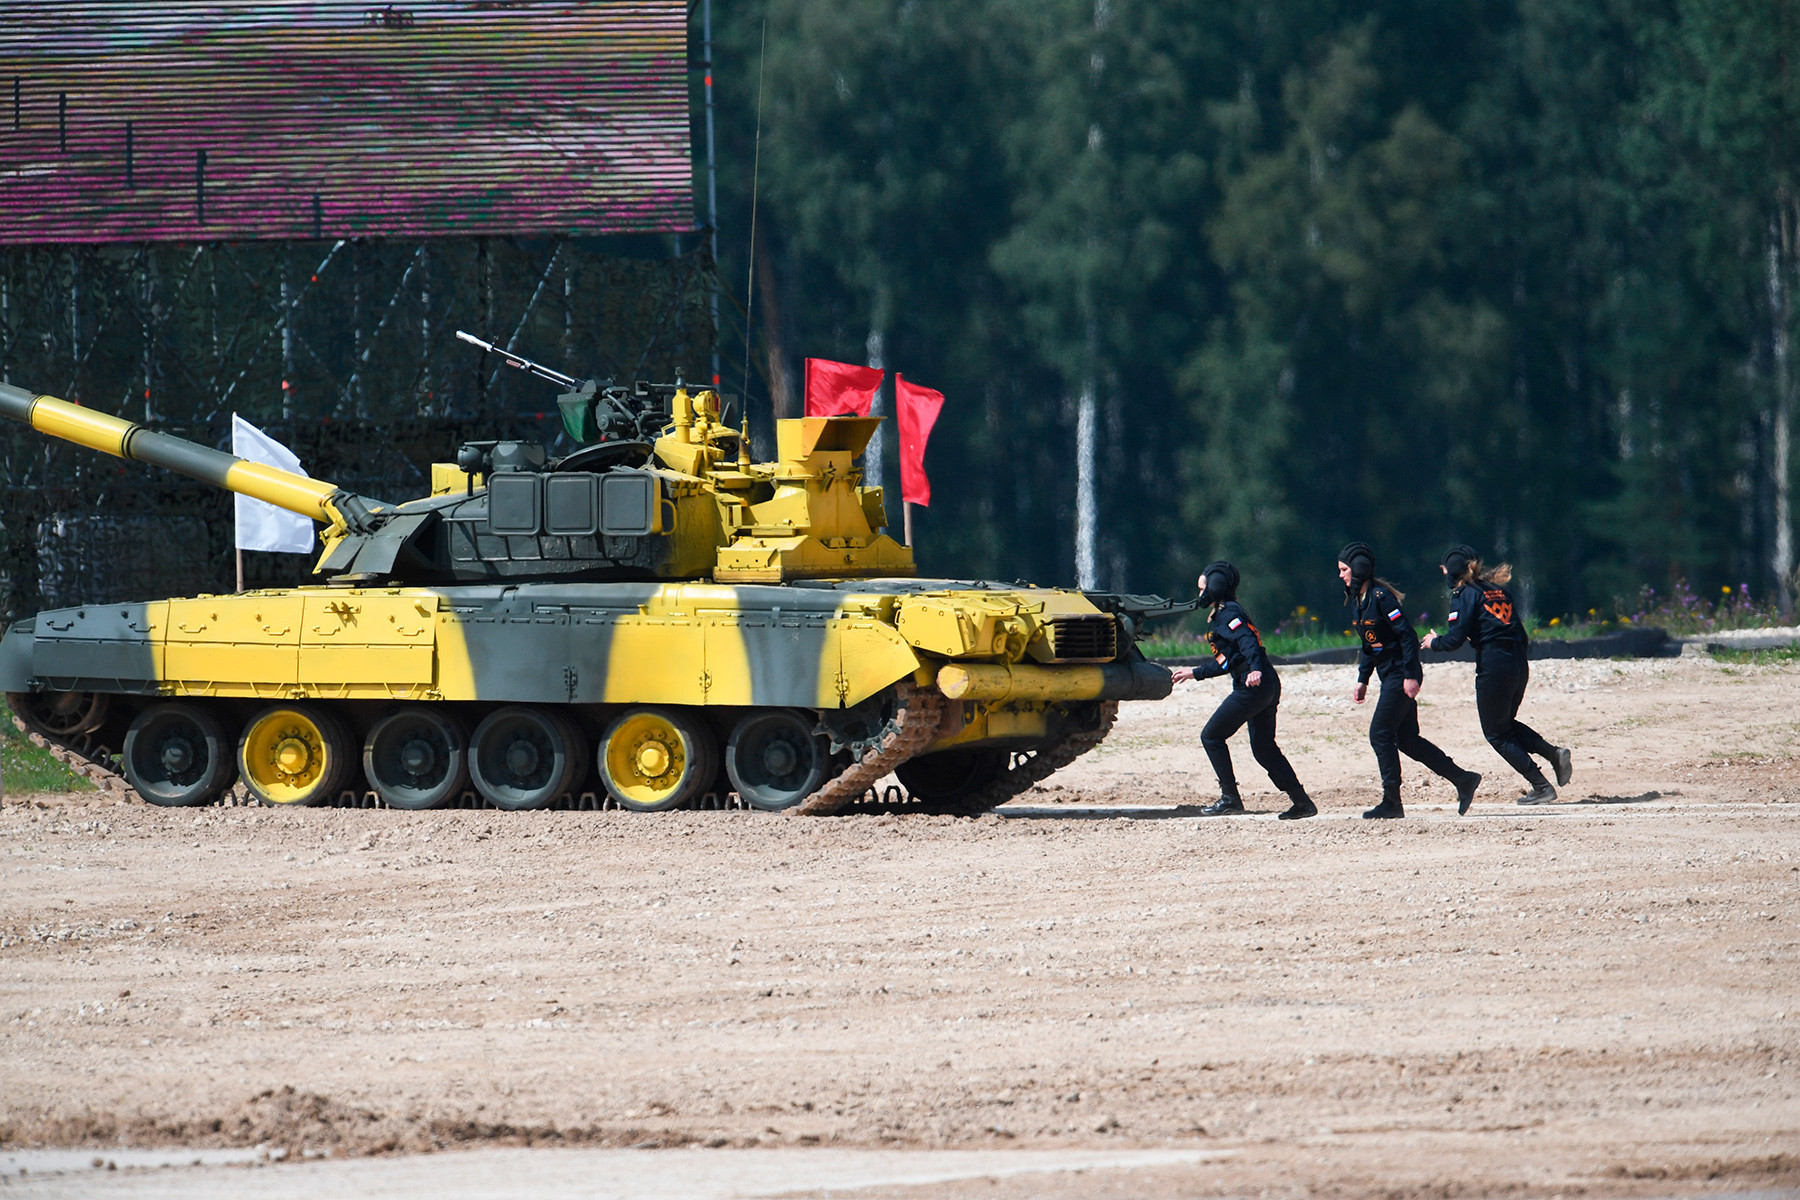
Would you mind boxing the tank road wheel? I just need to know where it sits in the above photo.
[599,707,716,812]
[121,703,235,807]
[469,706,584,811]
[8,690,111,739]
[363,708,470,810]
[896,747,1010,806]
[239,704,354,807]
[724,710,829,812]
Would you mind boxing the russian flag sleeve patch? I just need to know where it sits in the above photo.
[1449,611,1460,621]
[1387,608,1402,621]
[1228,617,1243,630]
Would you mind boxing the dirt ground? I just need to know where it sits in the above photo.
[1,654,1796,1198]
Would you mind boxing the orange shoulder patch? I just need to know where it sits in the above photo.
[1483,589,1513,626]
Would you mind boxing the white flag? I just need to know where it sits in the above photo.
[231,414,316,554]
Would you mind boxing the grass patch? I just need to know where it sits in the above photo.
[1143,578,1800,657]
[1141,629,1359,659]
[1527,619,1621,641]
[1523,617,1690,640]
[1141,602,1361,659]
[1706,646,1800,666]
[0,697,95,796]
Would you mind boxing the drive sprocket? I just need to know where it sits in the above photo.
[793,683,947,816]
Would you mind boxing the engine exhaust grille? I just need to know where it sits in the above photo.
[1047,616,1117,662]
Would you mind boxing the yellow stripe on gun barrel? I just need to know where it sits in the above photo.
[29,394,133,458]
[223,461,336,522]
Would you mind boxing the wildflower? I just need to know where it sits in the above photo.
[1296,605,1308,617]
[1722,585,1732,595]
[1549,617,1560,627]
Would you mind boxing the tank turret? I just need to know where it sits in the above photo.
[1,350,913,588]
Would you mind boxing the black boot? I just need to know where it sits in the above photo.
[1552,747,1573,787]
[1362,795,1404,819]
[1200,795,1245,816]
[1455,771,1482,816]
[1278,789,1317,820]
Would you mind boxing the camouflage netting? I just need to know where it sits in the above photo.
[0,237,717,623]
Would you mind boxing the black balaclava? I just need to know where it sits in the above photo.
[1338,541,1374,599]
[1200,560,1239,605]
[1442,543,1477,592]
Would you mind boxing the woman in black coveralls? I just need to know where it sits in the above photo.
[1169,561,1316,819]
[1338,542,1482,819]
[1420,544,1573,805]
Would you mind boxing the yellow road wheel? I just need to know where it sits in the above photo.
[239,703,353,806]
[599,707,716,812]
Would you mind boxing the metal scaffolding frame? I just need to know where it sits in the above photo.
[0,235,718,620]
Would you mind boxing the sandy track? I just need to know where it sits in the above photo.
[0,655,1796,1197]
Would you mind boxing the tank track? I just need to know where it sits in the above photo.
[793,683,947,816]
[12,692,1113,817]
[918,699,1119,816]
[6,717,752,811]
[8,717,140,803]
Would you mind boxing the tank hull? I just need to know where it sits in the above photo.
[3,579,1171,813]
[3,582,919,708]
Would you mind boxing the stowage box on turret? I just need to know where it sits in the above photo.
[0,341,1177,815]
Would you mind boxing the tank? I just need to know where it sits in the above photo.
[0,346,1181,815]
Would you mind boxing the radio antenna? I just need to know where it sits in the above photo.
[740,21,766,435]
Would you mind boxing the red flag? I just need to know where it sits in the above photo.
[803,358,884,417]
[895,373,945,506]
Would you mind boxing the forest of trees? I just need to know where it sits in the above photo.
[697,0,1799,624]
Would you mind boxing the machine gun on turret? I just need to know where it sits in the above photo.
[456,329,692,451]
[455,330,580,389]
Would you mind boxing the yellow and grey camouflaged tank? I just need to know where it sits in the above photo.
[0,371,1176,815]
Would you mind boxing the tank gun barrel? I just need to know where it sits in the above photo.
[455,330,581,390]
[0,383,372,528]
